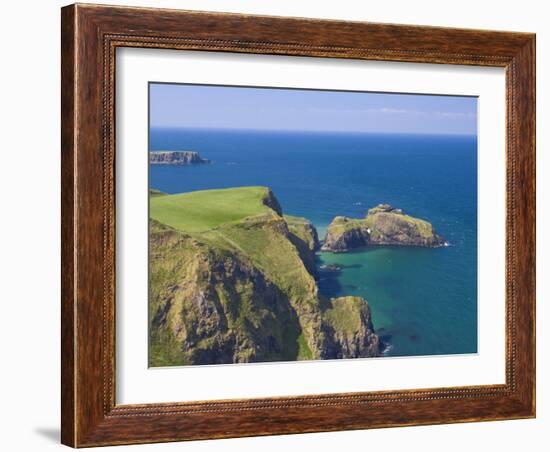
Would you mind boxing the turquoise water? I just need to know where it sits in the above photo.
[150,128,478,357]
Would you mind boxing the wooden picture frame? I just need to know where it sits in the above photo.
[61,3,535,447]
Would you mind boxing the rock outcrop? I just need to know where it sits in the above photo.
[285,215,320,278]
[149,188,380,366]
[322,296,380,358]
[322,204,446,252]
[261,188,283,216]
[149,150,210,165]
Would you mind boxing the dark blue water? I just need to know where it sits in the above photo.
[150,128,478,357]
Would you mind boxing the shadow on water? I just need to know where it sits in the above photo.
[314,254,365,299]
[317,273,344,299]
[376,327,393,344]
[315,254,344,298]
[375,327,394,356]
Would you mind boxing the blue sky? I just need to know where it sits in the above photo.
[150,83,477,135]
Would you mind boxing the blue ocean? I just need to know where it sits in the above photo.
[150,128,478,357]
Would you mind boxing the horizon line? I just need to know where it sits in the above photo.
[149,126,477,137]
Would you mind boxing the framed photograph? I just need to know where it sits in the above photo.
[61,3,535,447]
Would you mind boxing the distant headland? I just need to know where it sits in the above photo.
[149,150,210,165]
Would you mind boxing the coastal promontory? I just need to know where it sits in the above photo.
[149,150,210,165]
[322,204,446,252]
[148,186,380,366]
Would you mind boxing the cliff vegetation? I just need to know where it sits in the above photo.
[149,186,380,366]
[322,204,446,252]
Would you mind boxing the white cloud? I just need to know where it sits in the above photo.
[307,106,476,119]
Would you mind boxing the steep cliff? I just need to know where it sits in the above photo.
[149,220,303,365]
[285,215,320,278]
[149,186,380,366]
[149,150,210,165]
[322,204,446,252]
[321,296,380,359]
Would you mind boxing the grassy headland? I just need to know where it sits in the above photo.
[149,186,379,366]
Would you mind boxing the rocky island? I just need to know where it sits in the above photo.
[149,150,210,165]
[322,204,446,252]
[148,186,380,366]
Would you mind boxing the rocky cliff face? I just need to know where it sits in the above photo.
[322,204,446,252]
[261,188,283,216]
[149,189,380,366]
[322,216,370,252]
[149,150,210,165]
[285,215,320,278]
[321,296,380,359]
[149,221,302,365]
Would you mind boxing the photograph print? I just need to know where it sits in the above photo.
[148,83,478,367]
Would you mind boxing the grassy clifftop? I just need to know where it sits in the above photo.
[149,186,379,366]
[150,186,275,232]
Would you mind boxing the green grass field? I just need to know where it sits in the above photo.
[149,186,273,233]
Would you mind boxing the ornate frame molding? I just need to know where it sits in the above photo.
[62,4,535,447]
